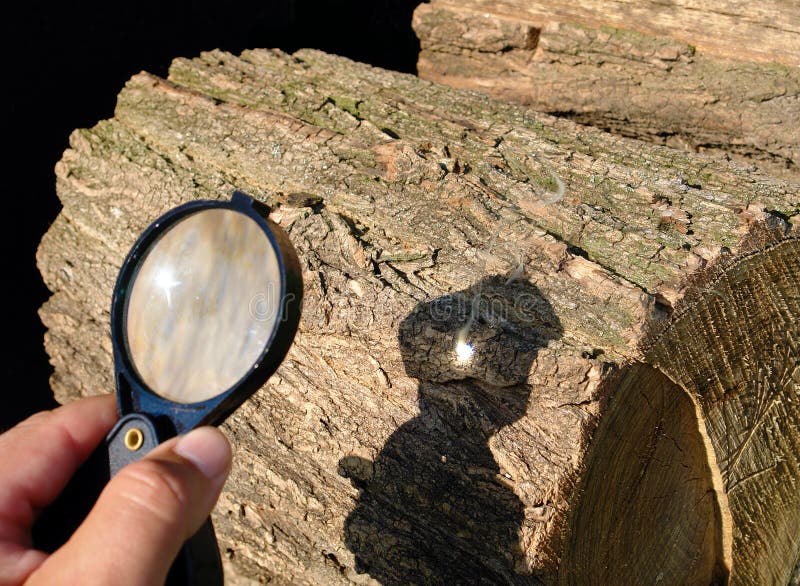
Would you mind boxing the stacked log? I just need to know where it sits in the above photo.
[413,0,800,183]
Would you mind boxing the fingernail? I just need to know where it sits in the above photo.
[174,427,232,480]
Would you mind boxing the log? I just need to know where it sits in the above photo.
[37,48,800,584]
[412,0,800,183]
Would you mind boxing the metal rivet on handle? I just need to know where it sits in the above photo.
[124,428,144,451]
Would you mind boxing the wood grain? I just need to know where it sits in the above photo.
[126,208,281,403]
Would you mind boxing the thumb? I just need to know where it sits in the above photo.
[31,427,232,586]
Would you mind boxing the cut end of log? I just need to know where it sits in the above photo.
[646,237,800,584]
[562,363,730,585]
[563,231,800,584]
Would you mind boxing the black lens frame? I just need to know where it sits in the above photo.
[109,191,303,436]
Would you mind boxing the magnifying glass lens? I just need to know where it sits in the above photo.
[125,209,281,403]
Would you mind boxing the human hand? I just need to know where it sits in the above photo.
[0,395,232,585]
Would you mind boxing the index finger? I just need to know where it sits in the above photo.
[0,395,117,542]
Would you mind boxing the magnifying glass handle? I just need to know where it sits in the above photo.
[166,519,224,586]
[33,414,224,586]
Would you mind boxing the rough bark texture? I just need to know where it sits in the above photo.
[412,1,800,183]
[37,48,800,584]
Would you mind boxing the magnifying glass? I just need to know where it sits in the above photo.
[33,192,302,585]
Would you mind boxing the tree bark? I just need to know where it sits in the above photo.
[412,0,800,183]
[37,48,800,584]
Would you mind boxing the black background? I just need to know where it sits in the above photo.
[1,0,423,430]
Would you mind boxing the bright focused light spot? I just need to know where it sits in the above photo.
[455,340,474,363]
[154,267,181,306]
